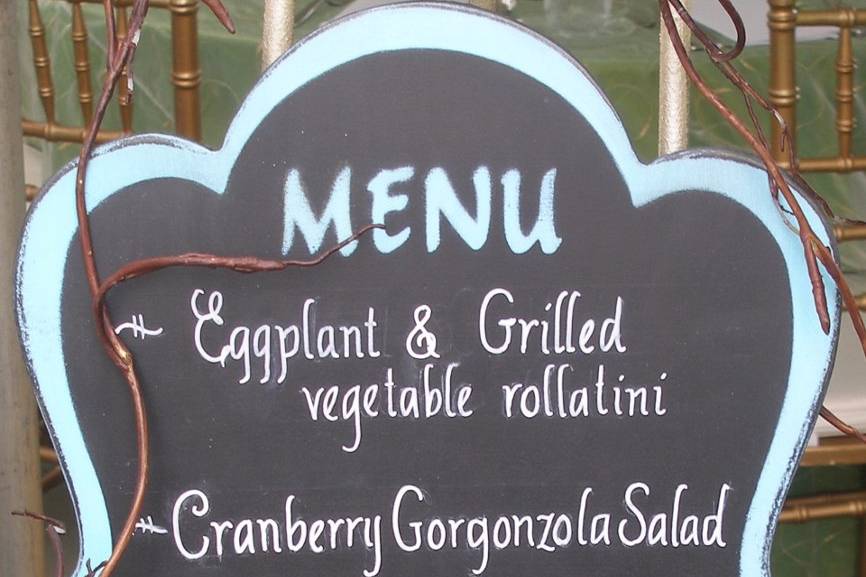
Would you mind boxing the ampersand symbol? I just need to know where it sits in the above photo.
[406,304,441,360]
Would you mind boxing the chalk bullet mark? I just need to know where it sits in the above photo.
[135,516,168,535]
[115,314,164,339]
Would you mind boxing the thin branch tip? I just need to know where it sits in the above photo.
[202,0,236,33]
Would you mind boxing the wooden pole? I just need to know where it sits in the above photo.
[0,0,46,576]
[658,0,691,154]
[261,0,294,71]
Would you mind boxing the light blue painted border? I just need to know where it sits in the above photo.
[15,4,838,577]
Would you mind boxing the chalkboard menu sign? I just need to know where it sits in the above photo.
[16,4,840,577]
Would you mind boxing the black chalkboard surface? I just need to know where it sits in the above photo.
[16,4,840,577]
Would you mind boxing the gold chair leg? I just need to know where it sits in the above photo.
[170,0,202,141]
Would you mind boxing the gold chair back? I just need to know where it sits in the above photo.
[769,0,864,172]
[22,0,204,146]
[768,0,866,310]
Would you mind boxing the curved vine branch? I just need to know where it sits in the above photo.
[93,224,383,347]
[11,511,65,577]
[75,5,381,576]
[74,3,156,574]
[659,0,866,439]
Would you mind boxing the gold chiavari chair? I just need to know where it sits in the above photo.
[769,0,862,172]
[768,0,866,311]
[767,2,866,567]
[22,0,205,201]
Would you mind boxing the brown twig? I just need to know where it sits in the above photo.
[11,511,65,577]
[660,0,866,440]
[94,223,383,357]
[75,4,382,577]
[201,0,236,33]
[661,1,831,331]
[820,407,866,444]
[85,560,108,577]
[99,222,379,294]
[73,4,155,573]
[811,240,866,358]
[675,0,834,219]
[73,2,235,576]
[666,0,745,62]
